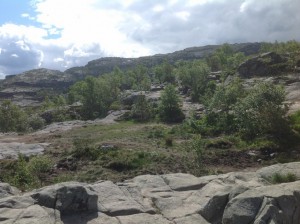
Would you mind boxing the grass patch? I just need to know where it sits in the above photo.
[270,172,297,184]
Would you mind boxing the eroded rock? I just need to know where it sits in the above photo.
[0,162,299,224]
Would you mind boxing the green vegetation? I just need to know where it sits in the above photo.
[130,95,153,122]
[0,100,28,132]
[1,41,300,190]
[260,40,300,70]
[270,172,297,184]
[158,85,185,123]
[2,155,53,191]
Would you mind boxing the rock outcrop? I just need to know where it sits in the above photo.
[0,162,300,224]
[238,52,288,78]
[0,142,47,159]
[0,68,77,107]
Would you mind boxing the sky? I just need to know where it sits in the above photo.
[0,0,299,78]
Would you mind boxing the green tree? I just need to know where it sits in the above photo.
[154,60,175,84]
[176,60,212,102]
[131,95,153,122]
[159,85,185,123]
[0,100,28,132]
[234,82,289,140]
[196,77,244,134]
[28,156,53,187]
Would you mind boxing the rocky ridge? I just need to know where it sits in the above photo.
[0,43,262,107]
[0,162,300,224]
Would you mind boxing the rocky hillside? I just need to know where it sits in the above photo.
[0,162,299,224]
[73,42,261,77]
[0,42,262,107]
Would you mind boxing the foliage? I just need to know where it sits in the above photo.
[260,40,300,70]
[9,155,33,190]
[4,155,53,190]
[290,110,300,133]
[154,60,175,84]
[72,138,99,160]
[131,95,153,122]
[69,76,115,119]
[234,82,289,140]
[27,115,46,131]
[158,85,185,123]
[176,60,213,102]
[270,172,297,184]
[189,135,205,171]
[164,136,173,147]
[195,77,244,135]
[206,43,246,72]
[0,100,28,132]
[28,156,53,186]
[147,126,165,138]
[191,79,291,145]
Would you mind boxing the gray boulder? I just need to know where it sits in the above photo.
[238,52,287,78]
[0,162,300,223]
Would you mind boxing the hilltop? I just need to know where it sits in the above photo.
[0,42,261,107]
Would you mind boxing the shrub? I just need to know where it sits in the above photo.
[28,156,53,186]
[0,100,28,132]
[28,115,46,130]
[270,172,297,184]
[158,85,185,123]
[72,138,99,160]
[147,126,165,138]
[234,82,290,141]
[10,155,33,190]
[290,110,300,133]
[165,136,173,147]
[189,136,205,170]
[131,95,153,122]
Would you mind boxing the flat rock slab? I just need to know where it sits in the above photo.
[0,142,47,159]
[0,162,300,224]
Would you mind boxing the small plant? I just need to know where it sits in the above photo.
[148,126,165,138]
[165,136,173,147]
[72,138,99,160]
[270,172,297,184]
[28,115,46,131]
[190,136,206,171]
[28,155,53,186]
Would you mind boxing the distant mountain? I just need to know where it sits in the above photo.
[0,42,262,106]
[66,42,262,77]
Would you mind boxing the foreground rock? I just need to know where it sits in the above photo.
[0,162,300,224]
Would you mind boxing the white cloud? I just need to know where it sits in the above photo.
[0,0,299,76]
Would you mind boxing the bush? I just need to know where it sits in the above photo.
[234,82,290,141]
[270,172,297,184]
[158,85,185,123]
[290,110,300,133]
[189,136,205,170]
[131,95,153,122]
[10,155,33,190]
[165,136,173,147]
[28,115,46,130]
[72,138,99,160]
[28,155,53,186]
[0,100,28,132]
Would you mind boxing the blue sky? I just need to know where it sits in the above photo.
[0,0,299,78]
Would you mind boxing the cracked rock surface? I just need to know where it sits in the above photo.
[0,162,300,224]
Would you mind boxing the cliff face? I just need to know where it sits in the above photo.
[0,162,299,224]
[0,68,76,106]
